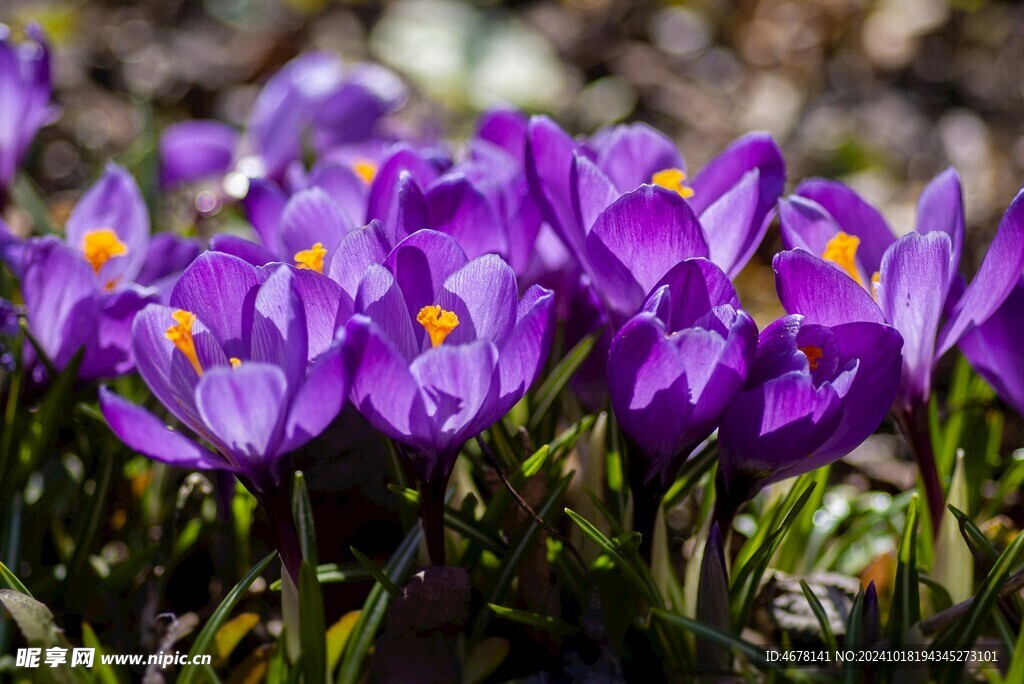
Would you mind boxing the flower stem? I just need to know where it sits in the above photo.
[419,478,446,566]
[258,486,303,582]
[894,405,945,535]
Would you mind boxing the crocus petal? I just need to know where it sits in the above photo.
[281,343,349,453]
[243,179,287,255]
[496,284,555,405]
[250,266,308,389]
[648,258,741,332]
[306,161,368,215]
[476,108,527,161]
[699,168,760,277]
[586,185,709,319]
[571,153,618,242]
[342,314,428,443]
[389,171,429,243]
[20,238,99,370]
[938,188,1024,355]
[436,254,517,346]
[311,81,393,150]
[196,364,289,477]
[132,303,230,434]
[960,278,1024,417]
[279,187,355,261]
[525,116,582,255]
[876,231,951,405]
[82,285,154,379]
[383,229,468,328]
[410,339,500,458]
[690,132,785,241]
[777,196,845,265]
[327,219,392,299]
[99,387,228,471]
[718,372,842,502]
[170,251,261,358]
[136,234,203,288]
[915,168,964,283]
[209,234,275,267]
[795,179,895,274]
[608,313,691,466]
[159,120,238,187]
[801,321,903,468]
[586,122,684,193]
[426,175,508,260]
[66,163,150,284]
[288,266,351,359]
[366,147,439,226]
[354,264,419,360]
[773,249,885,326]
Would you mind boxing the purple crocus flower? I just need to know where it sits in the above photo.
[607,258,757,551]
[0,24,56,195]
[716,314,902,520]
[340,230,555,563]
[524,118,783,406]
[158,52,406,187]
[775,172,1024,526]
[17,164,199,382]
[99,251,351,577]
[959,276,1024,418]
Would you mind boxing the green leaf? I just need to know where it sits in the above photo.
[82,622,122,684]
[349,547,400,599]
[843,590,865,684]
[528,328,602,431]
[387,485,506,554]
[887,494,920,648]
[1004,606,1024,683]
[0,590,83,684]
[292,472,318,567]
[661,441,718,511]
[565,507,661,606]
[487,604,578,635]
[933,452,973,603]
[935,525,1024,682]
[470,474,573,642]
[299,560,327,684]
[176,550,277,684]
[729,481,818,632]
[462,637,510,684]
[0,561,31,596]
[337,526,422,684]
[919,576,953,614]
[650,609,772,672]
[799,580,837,653]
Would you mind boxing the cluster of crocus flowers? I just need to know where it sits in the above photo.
[775,171,1024,524]
[10,29,1024,577]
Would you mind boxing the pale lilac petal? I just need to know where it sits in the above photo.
[99,387,228,471]
[876,231,951,405]
[773,249,886,326]
[436,254,518,346]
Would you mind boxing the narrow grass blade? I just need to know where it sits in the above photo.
[176,550,277,684]
[487,604,578,635]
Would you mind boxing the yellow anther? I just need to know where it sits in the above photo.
[651,168,695,199]
[353,159,378,184]
[82,229,128,274]
[229,357,241,369]
[822,232,863,286]
[416,305,460,348]
[165,310,203,377]
[870,271,881,301]
[294,242,327,274]
[799,345,823,371]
